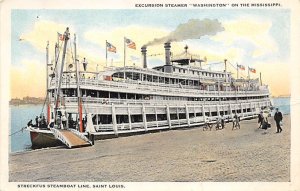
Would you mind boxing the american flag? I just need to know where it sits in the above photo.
[249,67,256,73]
[106,42,116,53]
[57,32,64,41]
[237,64,245,70]
[125,38,136,50]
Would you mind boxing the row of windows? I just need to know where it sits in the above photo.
[159,67,227,78]
[58,89,268,101]
[91,107,252,125]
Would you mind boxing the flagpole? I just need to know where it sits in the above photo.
[105,40,108,67]
[124,37,126,79]
[248,66,250,80]
[57,32,59,47]
[260,72,262,86]
[237,63,239,79]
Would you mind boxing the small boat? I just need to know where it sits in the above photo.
[27,126,61,148]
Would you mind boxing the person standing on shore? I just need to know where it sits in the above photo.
[203,116,212,131]
[258,111,264,128]
[221,114,225,129]
[274,108,283,133]
[232,112,240,130]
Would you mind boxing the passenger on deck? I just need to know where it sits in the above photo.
[84,115,87,128]
[49,121,54,128]
[40,115,47,129]
[27,119,33,127]
[68,115,74,129]
[56,116,62,129]
[35,116,39,127]
[76,118,80,131]
[62,115,67,129]
[38,116,42,127]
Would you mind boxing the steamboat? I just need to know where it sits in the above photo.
[27,28,272,148]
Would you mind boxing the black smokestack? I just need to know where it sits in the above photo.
[164,42,172,73]
[145,18,224,46]
[141,46,147,68]
[164,42,171,66]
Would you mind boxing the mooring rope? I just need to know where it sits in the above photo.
[9,127,26,136]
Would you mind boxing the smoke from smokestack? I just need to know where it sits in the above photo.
[145,18,224,46]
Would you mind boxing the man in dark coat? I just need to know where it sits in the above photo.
[274,108,283,133]
[258,111,264,128]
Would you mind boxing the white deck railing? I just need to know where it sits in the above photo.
[60,97,270,106]
[51,78,269,98]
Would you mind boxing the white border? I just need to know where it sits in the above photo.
[1,0,300,191]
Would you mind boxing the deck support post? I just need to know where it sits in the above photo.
[229,104,233,119]
[193,105,196,123]
[155,106,158,128]
[250,102,254,118]
[111,104,118,135]
[128,106,132,130]
[240,103,244,118]
[142,104,147,131]
[217,105,220,118]
[202,105,205,122]
[176,107,180,126]
[185,104,190,127]
[96,114,98,126]
[166,105,171,129]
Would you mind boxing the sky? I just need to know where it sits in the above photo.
[11,9,290,98]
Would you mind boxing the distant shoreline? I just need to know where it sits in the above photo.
[271,96,291,98]
[10,97,45,106]
[10,103,44,106]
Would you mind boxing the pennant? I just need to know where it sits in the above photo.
[58,32,64,41]
[106,42,117,53]
[125,38,136,49]
[249,67,256,73]
[237,64,245,70]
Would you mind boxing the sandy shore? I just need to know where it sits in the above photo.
[9,115,290,182]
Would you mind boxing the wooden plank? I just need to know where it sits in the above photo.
[57,130,91,148]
